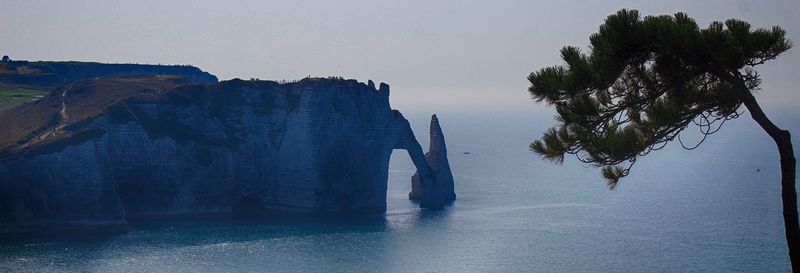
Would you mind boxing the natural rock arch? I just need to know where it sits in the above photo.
[392,114,456,208]
[0,78,456,232]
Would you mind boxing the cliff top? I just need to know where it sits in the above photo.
[0,75,188,155]
[0,58,218,111]
[0,58,218,86]
[0,75,388,159]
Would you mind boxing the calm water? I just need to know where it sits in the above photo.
[1,105,798,272]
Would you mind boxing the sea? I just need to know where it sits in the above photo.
[0,102,797,272]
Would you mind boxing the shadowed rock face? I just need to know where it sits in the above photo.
[410,115,456,202]
[0,77,453,233]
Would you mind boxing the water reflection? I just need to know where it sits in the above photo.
[0,205,460,247]
[0,211,393,245]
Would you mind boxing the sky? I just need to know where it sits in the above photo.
[1,0,799,114]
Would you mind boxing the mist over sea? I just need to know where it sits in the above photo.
[1,104,797,272]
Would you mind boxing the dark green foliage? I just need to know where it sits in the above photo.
[528,9,791,189]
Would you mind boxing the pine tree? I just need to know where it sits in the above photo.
[528,9,798,271]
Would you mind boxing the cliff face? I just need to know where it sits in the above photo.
[0,77,454,232]
[410,115,456,202]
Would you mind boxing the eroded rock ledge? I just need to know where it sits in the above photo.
[0,77,455,233]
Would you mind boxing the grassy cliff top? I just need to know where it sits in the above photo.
[0,75,188,156]
[0,76,382,159]
[0,58,218,111]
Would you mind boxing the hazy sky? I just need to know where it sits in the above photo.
[2,0,799,113]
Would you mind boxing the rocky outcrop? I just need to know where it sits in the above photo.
[0,77,453,233]
[409,115,456,202]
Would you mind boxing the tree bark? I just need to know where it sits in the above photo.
[741,90,799,272]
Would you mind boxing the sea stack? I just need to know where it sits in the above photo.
[409,114,456,203]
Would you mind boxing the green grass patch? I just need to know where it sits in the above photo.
[0,88,49,111]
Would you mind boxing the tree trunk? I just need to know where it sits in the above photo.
[741,91,799,272]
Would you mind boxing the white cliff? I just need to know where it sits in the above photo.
[0,77,454,233]
[410,114,456,202]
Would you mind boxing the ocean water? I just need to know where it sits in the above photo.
[0,105,797,272]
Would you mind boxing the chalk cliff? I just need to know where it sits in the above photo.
[0,76,454,233]
[410,114,456,202]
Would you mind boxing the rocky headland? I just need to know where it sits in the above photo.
[0,60,455,234]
